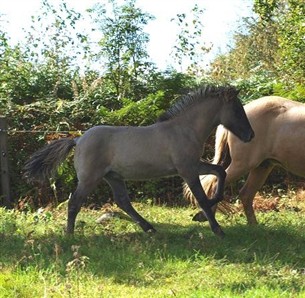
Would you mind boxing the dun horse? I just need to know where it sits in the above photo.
[24,86,254,237]
[184,96,305,225]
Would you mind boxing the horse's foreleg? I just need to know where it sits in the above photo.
[197,161,227,207]
[183,175,224,238]
[104,175,156,233]
[240,163,273,225]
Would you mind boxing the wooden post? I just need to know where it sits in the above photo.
[0,117,12,207]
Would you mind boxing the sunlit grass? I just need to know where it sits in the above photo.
[1,195,305,297]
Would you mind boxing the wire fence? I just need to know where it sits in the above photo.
[0,117,84,208]
[5,112,304,212]
[0,117,185,209]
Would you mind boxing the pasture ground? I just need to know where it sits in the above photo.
[1,191,305,297]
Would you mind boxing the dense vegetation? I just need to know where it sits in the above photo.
[0,0,304,208]
[1,1,305,296]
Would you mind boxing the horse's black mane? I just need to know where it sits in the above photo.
[158,85,239,122]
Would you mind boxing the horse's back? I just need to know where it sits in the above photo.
[245,96,301,117]
[75,124,161,160]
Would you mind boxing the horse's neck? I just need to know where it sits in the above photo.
[180,101,221,144]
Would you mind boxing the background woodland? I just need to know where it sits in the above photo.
[0,0,304,208]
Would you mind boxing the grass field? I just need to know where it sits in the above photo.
[1,194,305,297]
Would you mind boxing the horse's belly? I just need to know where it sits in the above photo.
[111,161,177,180]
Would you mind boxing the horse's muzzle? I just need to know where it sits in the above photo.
[245,129,255,142]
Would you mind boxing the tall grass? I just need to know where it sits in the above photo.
[1,195,305,297]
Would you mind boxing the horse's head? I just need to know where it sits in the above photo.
[220,88,254,143]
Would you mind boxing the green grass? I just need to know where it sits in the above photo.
[1,197,305,297]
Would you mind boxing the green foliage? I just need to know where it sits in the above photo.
[0,0,89,104]
[209,16,279,83]
[233,71,276,102]
[210,0,305,97]
[254,0,278,20]
[89,0,155,100]
[276,1,305,85]
[0,40,37,104]
[253,0,305,86]
[171,4,212,75]
[1,0,305,208]
[100,91,165,126]
[273,83,305,102]
[1,66,196,207]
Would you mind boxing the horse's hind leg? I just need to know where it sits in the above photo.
[67,179,99,234]
[104,174,156,232]
[239,163,274,225]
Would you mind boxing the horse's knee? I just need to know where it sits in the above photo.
[113,192,131,210]
[217,166,227,180]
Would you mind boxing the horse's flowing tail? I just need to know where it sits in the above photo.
[24,138,77,183]
[213,125,230,166]
[183,125,233,214]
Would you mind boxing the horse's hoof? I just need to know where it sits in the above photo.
[213,226,225,239]
[192,211,208,222]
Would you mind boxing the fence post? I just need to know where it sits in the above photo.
[0,117,12,207]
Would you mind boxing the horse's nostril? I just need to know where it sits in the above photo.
[245,130,255,142]
[250,131,255,140]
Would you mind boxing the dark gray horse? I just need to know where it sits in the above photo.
[24,86,254,237]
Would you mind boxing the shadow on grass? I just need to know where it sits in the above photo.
[1,219,305,284]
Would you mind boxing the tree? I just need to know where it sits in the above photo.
[23,0,90,100]
[0,28,38,104]
[209,15,279,83]
[253,0,305,89]
[207,0,305,100]
[171,4,212,76]
[89,0,155,102]
[277,1,305,85]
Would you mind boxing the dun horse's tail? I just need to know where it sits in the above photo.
[24,138,77,183]
[183,125,233,214]
[213,125,231,167]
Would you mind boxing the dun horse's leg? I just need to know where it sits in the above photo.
[67,180,97,234]
[104,175,156,232]
[239,163,273,225]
